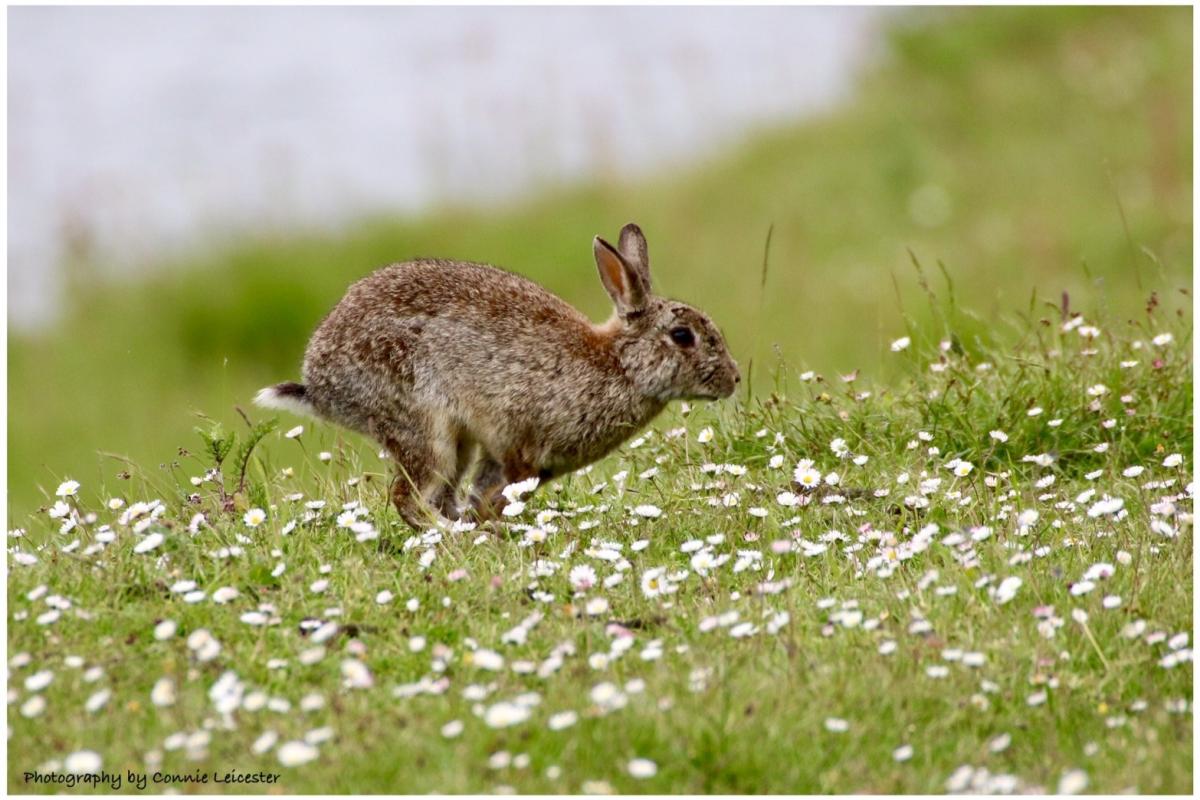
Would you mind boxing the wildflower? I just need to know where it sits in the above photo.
[484,701,531,729]
[989,430,1008,442]
[85,689,111,713]
[793,460,822,490]
[569,564,597,591]
[151,678,177,707]
[64,750,102,774]
[341,659,374,688]
[277,741,319,767]
[893,745,914,762]
[25,671,53,691]
[212,587,239,604]
[1163,453,1183,468]
[243,508,267,527]
[690,550,718,576]
[953,461,974,477]
[1058,769,1089,795]
[502,476,539,503]
[697,427,714,443]
[641,568,670,598]
[628,758,658,779]
[1086,384,1109,397]
[549,711,578,731]
[20,696,46,717]
[995,576,1022,605]
[1151,333,1174,347]
[246,730,279,756]
[891,336,911,352]
[134,533,164,554]
[824,717,849,732]
[1087,496,1124,518]
[632,504,662,518]
[55,480,80,498]
[285,425,304,439]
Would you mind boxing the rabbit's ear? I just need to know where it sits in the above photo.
[618,223,651,288]
[594,236,648,317]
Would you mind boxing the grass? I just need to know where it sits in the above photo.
[6,5,1193,519]
[7,279,1192,793]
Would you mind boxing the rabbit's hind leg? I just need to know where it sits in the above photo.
[431,435,478,520]
[376,413,458,530]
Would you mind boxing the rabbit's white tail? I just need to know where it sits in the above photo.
[254,382,317,418]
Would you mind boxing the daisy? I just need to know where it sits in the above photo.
[64,750,102,774]
[640,568,668,598]
[548,711,578,731]
[568,564,597,590]
[151,678,177,707]
[484,701,531,729]
[277,741,319,767]
[794,460,822,490]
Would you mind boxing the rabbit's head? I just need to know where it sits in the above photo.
[594,224,740,402]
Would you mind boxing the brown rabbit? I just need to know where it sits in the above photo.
[255,224,739,528]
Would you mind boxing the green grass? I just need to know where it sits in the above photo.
[7,282,1192,793]
[7,5,1193,519]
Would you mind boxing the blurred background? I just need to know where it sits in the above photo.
[7,5,1192,519]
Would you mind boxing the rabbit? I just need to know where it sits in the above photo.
[254,223,740,529]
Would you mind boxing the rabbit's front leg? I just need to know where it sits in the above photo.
[466,457,507,522]
[466,455,539,524]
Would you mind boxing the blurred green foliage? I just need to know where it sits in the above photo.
[7,6,1192,519]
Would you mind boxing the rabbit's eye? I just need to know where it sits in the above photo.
[669,327,696,348]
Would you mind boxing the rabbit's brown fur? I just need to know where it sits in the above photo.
[256,224,739,528]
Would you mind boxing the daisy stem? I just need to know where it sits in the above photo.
[1080,621,1111,673]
